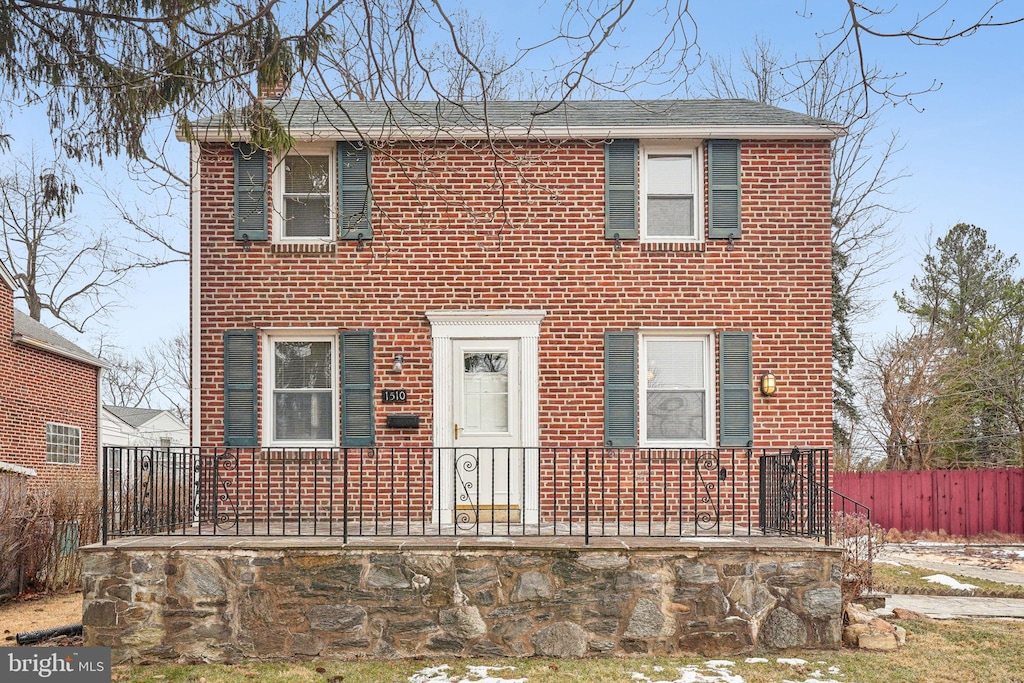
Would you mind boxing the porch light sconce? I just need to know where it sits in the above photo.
[613,232,622,251]
[241,233,252,252]
[393,354,405,373]
[760,370,777,397]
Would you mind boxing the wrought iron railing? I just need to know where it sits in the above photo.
[101,445,839,545]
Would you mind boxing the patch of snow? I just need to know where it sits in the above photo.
[631,664,745,683]
[408,664,527,683]
[777,658,808,666]
[922,574,978,591]
[744,657,769,664]
[704,660,735,668]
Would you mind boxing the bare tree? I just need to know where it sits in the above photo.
[99,329,190,426]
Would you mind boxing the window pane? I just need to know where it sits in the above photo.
[647,338,704,388]
[275,341,332,389]
[285,197,331,237]
[647,390,705,440]
[285,155,329,194]
[647,155,692,195]
[274,390,333,441]
[46,423,81,464]
[647,196,694,237]
[462,352,509,433]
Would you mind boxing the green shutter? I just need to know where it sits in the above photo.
[604,331,638,447]
[708,139,741,239]
[341,331,374,446]
[224,330,258,446]
[338,141,372,241]
[605,139,638,240]
[719,331,753,447]
[233,144,268,241]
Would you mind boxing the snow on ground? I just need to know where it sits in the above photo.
[408,664,527,683]
[922,574,978,591]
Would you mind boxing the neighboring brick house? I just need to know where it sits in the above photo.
[0,262,104,491]
[185,99,840,524]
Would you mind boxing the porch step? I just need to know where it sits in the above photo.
[456,504,521,524]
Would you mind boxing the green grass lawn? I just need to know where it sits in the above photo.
[873,562,1024,598]
[113,618,1024,683]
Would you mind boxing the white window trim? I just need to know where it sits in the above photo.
[638,330,715,448]
[262,330,339,447]
[639,140,703,243]
[45,422,82,465]
[271,144,336,243]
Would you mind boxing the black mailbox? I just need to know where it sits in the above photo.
[386,414,420,429]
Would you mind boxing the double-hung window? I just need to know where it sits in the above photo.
[267,334,337,444]
[274,148,334,240]
[640,142,702,242]
[640,334,713,446]
[46,423,81,464]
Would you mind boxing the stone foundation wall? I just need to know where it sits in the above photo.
[82,540,842,663]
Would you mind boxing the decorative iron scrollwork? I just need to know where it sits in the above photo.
[214,449,239,530]
[695,450,722,531]
[455,451,479,531]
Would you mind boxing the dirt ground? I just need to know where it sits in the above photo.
[0,591,82,646]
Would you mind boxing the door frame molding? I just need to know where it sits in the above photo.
[427,310,545,524]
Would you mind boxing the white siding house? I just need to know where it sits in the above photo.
[102,406,189,448]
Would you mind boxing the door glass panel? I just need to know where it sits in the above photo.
[462,352,509,433]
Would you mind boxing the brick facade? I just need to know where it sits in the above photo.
[195,137,833,453]
[0,279,101,491]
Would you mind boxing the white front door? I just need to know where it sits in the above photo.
[452,339,521,519]
[427,310,544,526]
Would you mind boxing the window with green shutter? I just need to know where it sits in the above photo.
[233,144,268,242]
[708,139,741,240]
[338,141,371,241]
[604,331,638,447]
[224,330,258,446]
[719,331,753,447]
[341,331,375,446]
[605,139,638,240]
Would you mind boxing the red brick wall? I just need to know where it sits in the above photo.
[0,284,100,491]
[195,138,833,455]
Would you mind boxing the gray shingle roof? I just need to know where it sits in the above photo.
[192,98,843,140]
[12,309,105,368]
[104,405,167,428]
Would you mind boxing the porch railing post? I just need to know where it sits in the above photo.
[101,447,108,545]
[584,448,591,545]
[342,448,349,544]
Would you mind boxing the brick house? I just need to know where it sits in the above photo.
[185,99,840,528]
[0,262,104,491]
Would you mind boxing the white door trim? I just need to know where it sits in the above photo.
[427,310,544,524]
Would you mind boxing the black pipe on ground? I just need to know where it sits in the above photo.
[14,623,83,645]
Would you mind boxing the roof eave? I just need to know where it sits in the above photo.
[185,123,846,144]
[12,333,109,369]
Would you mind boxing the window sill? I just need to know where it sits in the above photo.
[639,242,706,253]
[271,242,336,254]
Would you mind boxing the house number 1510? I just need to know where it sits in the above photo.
[382,389,408,403]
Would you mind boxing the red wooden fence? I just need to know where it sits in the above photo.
[833,468,1024,535]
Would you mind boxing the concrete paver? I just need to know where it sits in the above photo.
[880,594,1024,619]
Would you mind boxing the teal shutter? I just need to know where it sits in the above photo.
[338,141,372,241]
[605,139,638,240]
[719,331,753,447]
[341,331,374,446]
[604,331,638,447]
[708,139,741,239]
[233,144,268,241]
[224,330,258,446]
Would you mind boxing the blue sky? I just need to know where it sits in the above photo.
[3,1,1022,363]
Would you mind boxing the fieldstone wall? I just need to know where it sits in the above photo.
[82,540,842,663]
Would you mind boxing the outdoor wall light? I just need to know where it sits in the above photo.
[241,233,252,252]
[760,371,777,397]
[393,354,405,373]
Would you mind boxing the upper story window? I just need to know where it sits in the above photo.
[640,142,702,242]
[266,334,337,445]
[639,333,713,447]
[46,423,81,464]
[273,148,335,241]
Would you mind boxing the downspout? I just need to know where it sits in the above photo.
[190,141,201,447]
